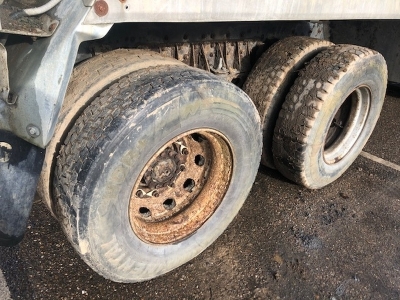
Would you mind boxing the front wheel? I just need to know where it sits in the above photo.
[53,64,261,282]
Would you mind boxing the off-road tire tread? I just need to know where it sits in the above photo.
[272,44,387,187]
[243,36,333,168]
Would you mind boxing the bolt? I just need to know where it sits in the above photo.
[182,148,189,155]
[179,165,186,172]
[48,23,57,32]
[94,0,109,17]
[136,190,145,198]
[26,125,40,138]
[152,191,159,198]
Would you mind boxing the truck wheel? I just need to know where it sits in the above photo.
[273,45,387,189]
[243,36,332,168]
[53,65,261,282]
[37,49,183,216]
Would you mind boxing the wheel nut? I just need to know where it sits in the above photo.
[152,191,159,198]
[179,165,186,172]
[136,190,144,198]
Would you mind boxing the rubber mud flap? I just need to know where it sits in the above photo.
[0,130,45,246]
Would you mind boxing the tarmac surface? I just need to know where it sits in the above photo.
[0,94,399,299]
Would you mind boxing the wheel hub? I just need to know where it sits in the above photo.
[129,130,233,244]
[142,145,185,189]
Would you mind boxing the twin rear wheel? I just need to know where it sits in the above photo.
[244,37,387,189]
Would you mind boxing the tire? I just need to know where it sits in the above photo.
[53,64,261,282]
[273,45,387,189]
[243,36,333,168]
[37,49,183,216]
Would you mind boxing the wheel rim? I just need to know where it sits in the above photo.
[324,86,371,164]
[129,129,233,244]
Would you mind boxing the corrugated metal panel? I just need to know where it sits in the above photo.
[84,0,400,24]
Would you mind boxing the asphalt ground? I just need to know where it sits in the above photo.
[0,94,399,299]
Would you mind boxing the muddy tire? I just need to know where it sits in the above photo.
[243,36,333,168]
[273,45,387,189]
[53,64,261,282]
[37,49,183,216]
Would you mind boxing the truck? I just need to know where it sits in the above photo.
[0,0,396,282]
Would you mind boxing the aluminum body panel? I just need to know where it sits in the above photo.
[1,0,111,148]
[84,0,400,24]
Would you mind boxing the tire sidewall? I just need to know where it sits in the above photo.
[76,80,261,282]
[304,55,386,188]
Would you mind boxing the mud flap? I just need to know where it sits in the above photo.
[0,130,45,246]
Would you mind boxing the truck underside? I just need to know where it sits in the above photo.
[0,0,397,282]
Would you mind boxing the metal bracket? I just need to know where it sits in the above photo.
[0,44,9,103]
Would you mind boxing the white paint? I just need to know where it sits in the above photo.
[361,151,400,172]
[0,270,11,300]
[84,0,400,24]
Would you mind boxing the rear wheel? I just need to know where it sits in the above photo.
[53,64,261,282]
[243,36,333,168]
[273,45,387,189]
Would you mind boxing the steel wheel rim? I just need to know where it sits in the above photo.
[324,86,371,164]
[129,129,233,244]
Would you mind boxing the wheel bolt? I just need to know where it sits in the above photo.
[136,190,144,198]
[152,191,159,197]
[180,165,186,172]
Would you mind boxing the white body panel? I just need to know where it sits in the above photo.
[84,0,400,24]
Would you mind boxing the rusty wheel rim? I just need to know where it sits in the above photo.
[129,129,233,244]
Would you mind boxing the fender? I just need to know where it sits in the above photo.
[0,0,111,149]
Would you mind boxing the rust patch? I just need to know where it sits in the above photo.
[94,0,109,17]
